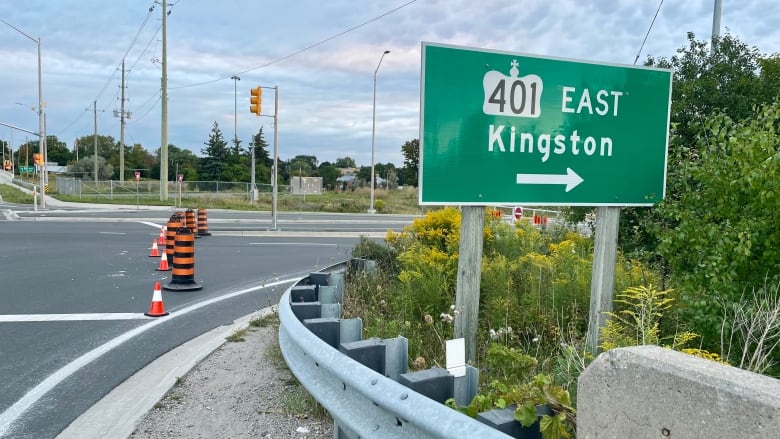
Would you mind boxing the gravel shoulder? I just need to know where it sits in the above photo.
[128,316,331,439]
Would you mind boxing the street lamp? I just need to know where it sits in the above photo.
[230,75,240,145]
[2,19,45,208]
[369,50,390,214]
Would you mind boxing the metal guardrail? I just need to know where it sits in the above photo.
[278,265,510,439]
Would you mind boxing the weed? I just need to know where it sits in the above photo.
[250,313,279,328]
[226,328,248,342]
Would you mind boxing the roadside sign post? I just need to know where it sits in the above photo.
[513,206,523,221]
[420,42,672,359]
[135,171,141,210]
[177,174,183,208]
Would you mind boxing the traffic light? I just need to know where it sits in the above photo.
[250,86,262,116]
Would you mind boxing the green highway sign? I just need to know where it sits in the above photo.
[419,43,672,206]
[20,166,35,173]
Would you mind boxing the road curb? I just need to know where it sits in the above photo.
[56,307,276,439]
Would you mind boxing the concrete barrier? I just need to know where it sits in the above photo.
[577,345,780,438]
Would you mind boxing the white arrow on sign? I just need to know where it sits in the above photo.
[516,167,584,192]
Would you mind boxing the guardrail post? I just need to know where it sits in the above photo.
[304,318,341,349]
[398,367,454,404]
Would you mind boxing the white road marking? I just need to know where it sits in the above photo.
[98,232,126,235]
[0,277,298,436]
[247,242,337,247]
[0,313,150,322]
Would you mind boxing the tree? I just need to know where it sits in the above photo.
[70,155,114,180]
[199,122,229,181]
[76,135,116,163]
[374,162,397,188]
[658,103,780,348]
[126,144,157,179]
[615,34,780,260]
[249,127,272,183]
[290,155,318,170]
[334,156,356,168]
[317,162,341,190]
[400,139,419,187]
[45,136,72,165]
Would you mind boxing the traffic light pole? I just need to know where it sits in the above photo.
[250,84,279,231]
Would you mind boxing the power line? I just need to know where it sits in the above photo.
[128,23,162,74]
[56,2,157,141]
[633,0,664,65]
[171,0,418,90]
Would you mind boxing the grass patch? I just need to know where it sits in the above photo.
[266,344,286,369]
[0,184,33,203]
[250,312,279,328]
[226,328,248,342]
[36,180,433,214]
[280,377,329,419]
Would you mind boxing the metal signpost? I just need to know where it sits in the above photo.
[177,174,183,208]
[420,42,672,359]
[135,171,141,210]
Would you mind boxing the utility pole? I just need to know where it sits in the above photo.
[116,60,129,182]
[160,0,169,200]
[711,0,722,52]
[93,101,98,183]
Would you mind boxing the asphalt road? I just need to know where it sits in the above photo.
[0,205,409,438]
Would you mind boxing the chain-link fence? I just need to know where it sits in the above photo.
[55,176,289,201]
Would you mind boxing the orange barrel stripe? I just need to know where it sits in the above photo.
[163,227,202,291]
[197,208,211,236]
[185,208,197,234]
[172,227,195,280]
[165,215,183,256]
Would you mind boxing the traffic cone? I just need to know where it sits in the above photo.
[158,227,166,245]
[155,251,170,271]
[145,281,169,317]
[149,240,160,257]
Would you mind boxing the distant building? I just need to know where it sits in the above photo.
[290,176,322,194]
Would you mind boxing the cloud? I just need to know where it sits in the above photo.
[1,0,779,168]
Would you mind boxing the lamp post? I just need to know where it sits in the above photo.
[369,50,390,214]
[3,19,45,208]
[230,75,240,145]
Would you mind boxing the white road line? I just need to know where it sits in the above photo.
[0,277,298,437]
[0,313,150,322]
[98,232,126,235]
[247,242,338,247]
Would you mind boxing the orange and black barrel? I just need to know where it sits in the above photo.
[165,214,184,257]
[163,227,202,291]
[185,208,199,238]
[197,208,211,236]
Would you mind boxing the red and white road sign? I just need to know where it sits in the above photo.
[513,206,523,220]
[135,171,141,181]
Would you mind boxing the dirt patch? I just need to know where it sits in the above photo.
[130,323,330,439]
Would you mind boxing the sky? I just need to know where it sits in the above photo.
[1,0,779,168]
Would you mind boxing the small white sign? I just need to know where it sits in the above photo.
[445,338,466,378]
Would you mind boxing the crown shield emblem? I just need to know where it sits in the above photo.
[483,60,543,118]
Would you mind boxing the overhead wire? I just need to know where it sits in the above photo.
[55,2,157,140]
[633,0,664,65]
[171,0,418,90]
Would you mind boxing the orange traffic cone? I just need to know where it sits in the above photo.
[155,251,170,271]
[145,282,169,317]
[149,240,160,257]
[158,227,166,245]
